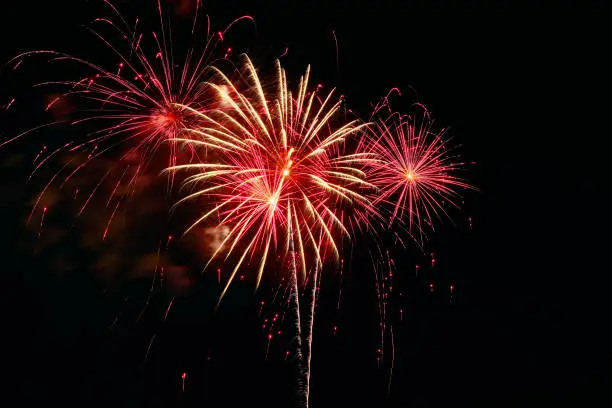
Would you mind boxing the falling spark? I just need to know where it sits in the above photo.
[3,98,15,111]
[143,334,157,367]
[278,47,289,59]
[163,296,175,321]
[37,206,48,240]
[331,30,339,76]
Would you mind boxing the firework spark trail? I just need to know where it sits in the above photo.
[136,238,163,322]
[2,98,15,111]
[278,47,289,59]
[365,105,476,244]
[370,248,388,367]
[302,264,318,408]
[370,88,402,118]
[163,296,175,321]
[3,0,254,229]
[37,206,48,240]
[336,258,344,311]
[143,334,157,367]
[332,30,339,77]
[301,228,326,406]
[288,227,307,406]
[387,324,395,398]
[364,244,398,399]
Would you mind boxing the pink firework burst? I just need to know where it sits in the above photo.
[168,56,377,299]
[366,105,475,243]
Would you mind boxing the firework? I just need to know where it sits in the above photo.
[366,105,475,244]
[169,55,376,298]
[3,0,253,233]
[169,55,376,407]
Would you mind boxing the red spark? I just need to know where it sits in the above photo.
[37,206,48,240]
[4,98,15,111]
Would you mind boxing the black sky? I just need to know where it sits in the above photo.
[0,0,608,407]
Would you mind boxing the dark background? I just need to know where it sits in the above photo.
[0,0,607,406]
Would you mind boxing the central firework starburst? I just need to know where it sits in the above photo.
[169,56,376,298]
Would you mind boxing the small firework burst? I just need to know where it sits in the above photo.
[366,105,475,243]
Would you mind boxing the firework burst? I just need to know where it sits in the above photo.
[2,0,253,233]
[168,55,376,300]
[366,105,475,244]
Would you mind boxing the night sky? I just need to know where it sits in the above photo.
[0,0,607,407]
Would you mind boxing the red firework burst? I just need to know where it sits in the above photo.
[2,0,253,233]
